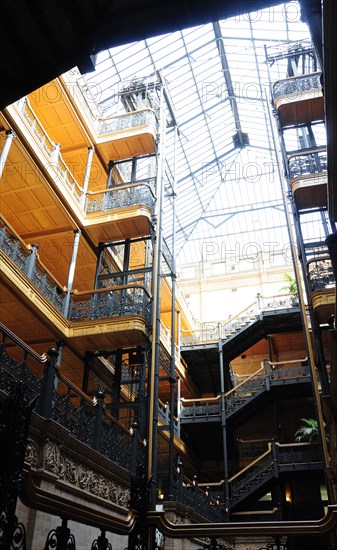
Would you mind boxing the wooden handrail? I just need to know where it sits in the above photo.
[180,395,221,405]
[56,367,94,405]
[98,107,156,123]
[287,146,326,162]
[307,255,331,269]
[86,181,156,199]
[228,443,272,484]
[231,507,278,516]
[0,322,48,363]
[276,441,317,448]
[103,408,133,435]
[224,365,264,398]
[71,283,151,299]
[267,357,308,366]
[273,70,321,87]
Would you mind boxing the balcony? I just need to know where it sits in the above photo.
[288,148,327,210]
[273,72,324,126]
[4,98,156,243]
[0,322,137,533]
[308,256,335,323]
[0,216,151,348]
[96,109,157,161]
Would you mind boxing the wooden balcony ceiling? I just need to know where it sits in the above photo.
[96,127,156,163]
[28,80,156,167]
[311,288,335,324]
[85,208,152,244]
[291,174,327,210]
[0,135,75,240]
[276,93,324,127]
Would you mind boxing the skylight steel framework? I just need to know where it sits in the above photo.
[85,2,311,266]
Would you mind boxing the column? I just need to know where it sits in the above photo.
[0,130,15,178]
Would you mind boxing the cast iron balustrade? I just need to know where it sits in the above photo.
[85,181,156,213]
[225,366,267,418]
[273,72,321,101]
[158,469,227,523]
[288,148,327,180]
[97,109,157,136]
[180,396,221,422]
[307,256,335,292]
[0,216,67,312]
[181,294,296,347]
[0,323,133,471]
[69,284,152,321]
[180,359,310,423]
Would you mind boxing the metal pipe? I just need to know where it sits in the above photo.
[218,325,229,510]
[177,377,181,439]
[265,88,329,468]
[148,82,165,509]
[62,229,81,317]
[80,146,94,209]
[168,123,178,499]
[177,311,181,356]
[0,130,15,178]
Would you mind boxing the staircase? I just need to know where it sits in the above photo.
[180,359,310,424]
[181,295,299,351]
[204,440,323,510]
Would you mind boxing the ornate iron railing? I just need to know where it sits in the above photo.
[0,323,133,471]
[0,216,67,312]
[288,148,327,180]
[276,442,322,467]
[225,366,266,418]
[307,256,335,292]
[97,109,157,135]
[273,72,322,100]
[69,285,152,321]
[180,396,221,421]
[158,471,227,523]
[181,294,296,347]
[86,181,156,213]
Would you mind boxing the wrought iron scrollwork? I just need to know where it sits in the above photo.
[0,380,36,550]
[197,537,233,550]
[44,519,76,550]
[91,530,112,550]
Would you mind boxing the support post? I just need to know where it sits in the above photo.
[148,80,165,510]
[62,229,81,317]
[93,390,105,453]
[177,377,181,438]
[80,145,94,209]
[39,348,58,418]
[0,130,15,178]
[168,123,178,500]
[218,331,229,511]
[50,142,61,164]
[25,243,39,279]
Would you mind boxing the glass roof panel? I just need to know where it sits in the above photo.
[85,1,312,265]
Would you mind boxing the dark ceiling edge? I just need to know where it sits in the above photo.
[0,0,284,110]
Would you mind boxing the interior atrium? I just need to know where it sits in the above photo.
[0,1,336,549]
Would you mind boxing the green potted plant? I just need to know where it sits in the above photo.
[281,273,299,306]
[295,418,318,442]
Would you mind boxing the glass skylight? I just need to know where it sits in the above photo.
[85,2,311,265]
